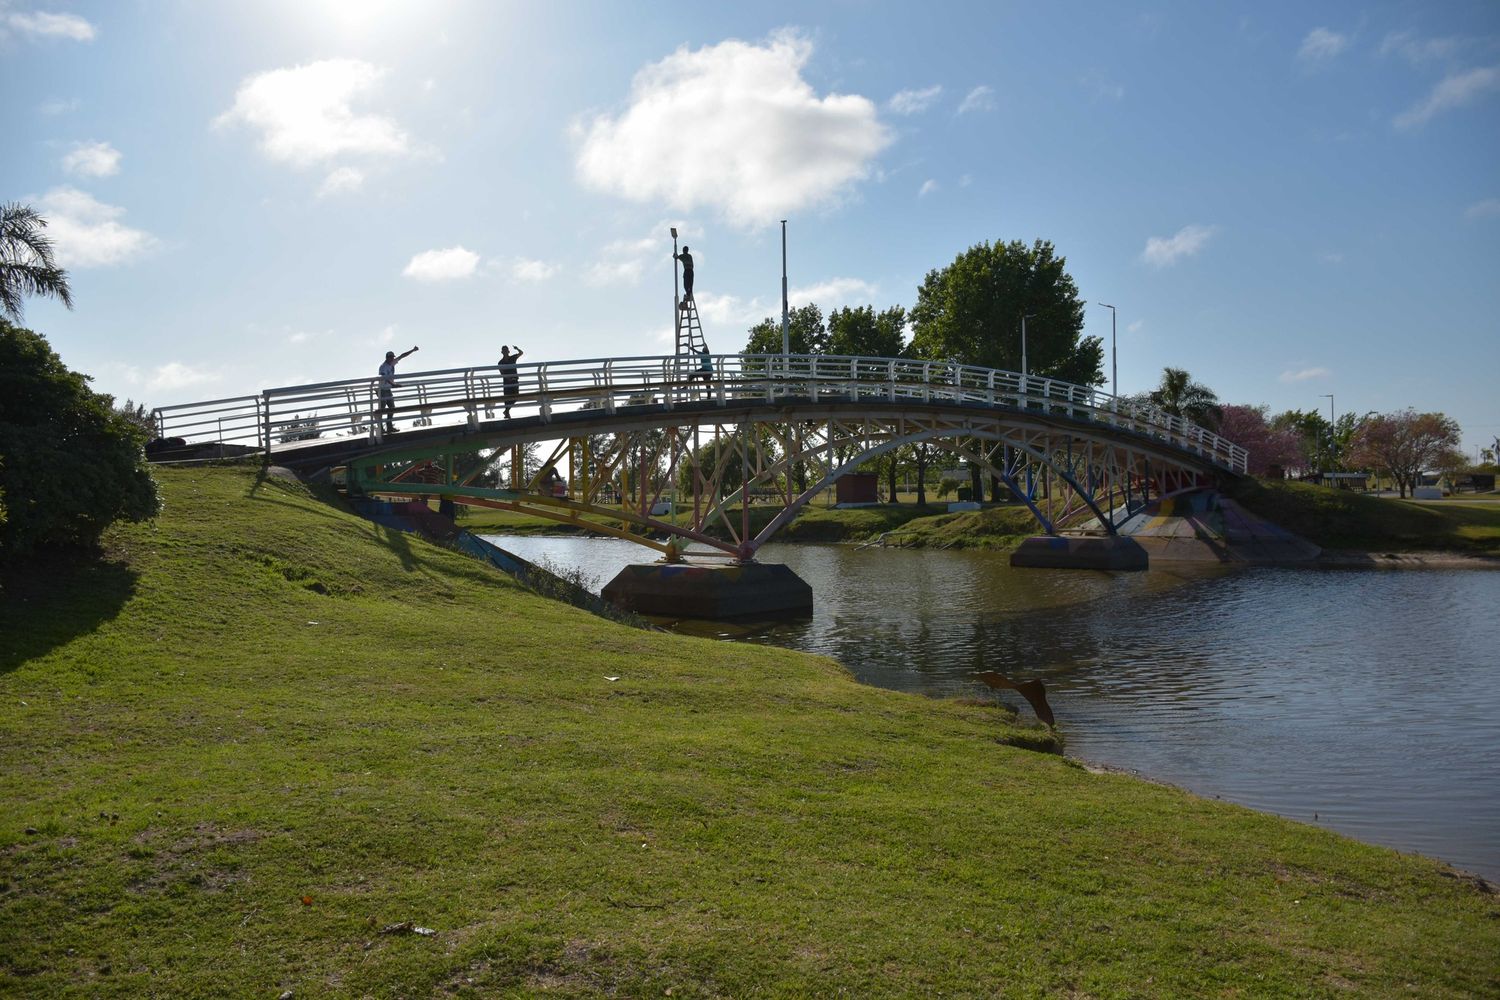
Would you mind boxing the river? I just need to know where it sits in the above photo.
[485,535,1500,880]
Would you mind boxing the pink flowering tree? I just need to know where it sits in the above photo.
[1218,404,1302,477]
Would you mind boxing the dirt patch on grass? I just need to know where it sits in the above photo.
[128,822,267,894]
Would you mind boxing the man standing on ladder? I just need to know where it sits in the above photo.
[674,245,693,308]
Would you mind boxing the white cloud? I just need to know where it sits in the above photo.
[958,173,972,188]
[1319,251,1344,264]
[1298,27,1348,62]
[1279,367,1330,383]
[585,235,659,287]
[957,86,995,115]
[146,362,222,392]
[402,246,479,282]
[38,96,80,115]
[1126,319,1144,334]
[1140,224,1215,268]
[574,31,891,228]
[508,257,559,283]
[888,85,942,115]
[35,186,157,268]
[1394,66,1500,129]
[376,325,397,344]
[5,10,95,41]
[918,179,939,198]
[692,290,766,328]
[1464,198,1500,220]
[788,277,878,310]
[1379,31,1464,65]
[61,140,121,178]
[318,166,365,197]
[216,59,411,167]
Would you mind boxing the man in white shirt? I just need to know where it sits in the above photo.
[378,345,419,433]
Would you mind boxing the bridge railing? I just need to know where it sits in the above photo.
[149,354,1247,473]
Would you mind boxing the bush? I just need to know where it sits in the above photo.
[0,321,159,559]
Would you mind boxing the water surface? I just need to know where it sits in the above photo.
[487,534,1500,879]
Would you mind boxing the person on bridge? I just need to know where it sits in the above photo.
[499,345,524,418]
[692,344,713,386]
[378,345,418,434]
[674,245,693,308]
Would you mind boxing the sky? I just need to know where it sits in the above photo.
[3,0,1498,455]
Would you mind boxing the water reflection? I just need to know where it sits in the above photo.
[485,534,1500,879]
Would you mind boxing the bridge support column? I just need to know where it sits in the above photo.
[602,562,812,620]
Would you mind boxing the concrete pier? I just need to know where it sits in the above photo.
[602,562,813,619]
[1010,535,1149,571]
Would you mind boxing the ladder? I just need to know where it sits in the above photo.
[675,294,710,357]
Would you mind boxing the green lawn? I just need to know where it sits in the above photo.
[459,499,1040,551]
[1228,478,1500,553]
[2,465,1496,997]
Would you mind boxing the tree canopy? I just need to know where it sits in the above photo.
[826,305,907,358]
[1,203,73,323]
[1349,410,1463,498]
[907,238,1102,384]
[0,321,158,559]
[742,304,827,355]
[1148,367,1223,431]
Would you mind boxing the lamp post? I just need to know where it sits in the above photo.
[1020,313,1036,377]
[1097,302,1117,397]
[1321,393,1335,472]
[670,227,680,353]
[780,220,790,357]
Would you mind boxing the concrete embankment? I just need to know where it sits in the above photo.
[1118,490,1322,565]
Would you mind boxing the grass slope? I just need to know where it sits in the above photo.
[2,466,1496,997]
[1229,479,1500,553]
[461,501,1039,550]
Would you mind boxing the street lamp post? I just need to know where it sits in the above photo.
[1097,302,1117,397]
[780,220,790,358]
[1321,393,1335,472]
[1020,313,1036,378]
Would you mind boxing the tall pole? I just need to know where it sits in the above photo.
[1097,302,1117,396]
[1020,313,1036,377]
[671,227,681,356]
[1321,393,1335,471]
[780,220,790,357]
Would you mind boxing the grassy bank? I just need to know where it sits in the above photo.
[460,500,1039,550]
[3,466,1496,996]
[1228,478,1500,553]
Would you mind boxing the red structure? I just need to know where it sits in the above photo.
[836,472,879,505]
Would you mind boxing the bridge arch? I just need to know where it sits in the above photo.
[150,354,1246,561]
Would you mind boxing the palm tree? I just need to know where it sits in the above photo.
[1,202,73,323]
[1148,367,1223,431]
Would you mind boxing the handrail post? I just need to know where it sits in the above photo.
[260,392,271,461]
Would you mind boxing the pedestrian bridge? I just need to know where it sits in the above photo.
[151,354,1247,560]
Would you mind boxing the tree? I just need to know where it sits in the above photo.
[908,238,1102,385]
[826,305,907,358]
[114,398,156,437]
[1218,404,1302,476]
[1147,367,1223,431]
[1270,409,1331,476]
[0,321,158,558]
[1,203,73,323]
[1348,410,1462,498]
[742,304,827,355]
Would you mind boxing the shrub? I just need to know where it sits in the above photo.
[0,321,159,559]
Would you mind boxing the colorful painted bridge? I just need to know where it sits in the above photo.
[150,354,1247,560]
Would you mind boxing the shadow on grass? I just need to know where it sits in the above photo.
[0,555,139,674]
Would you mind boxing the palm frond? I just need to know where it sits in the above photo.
[1,202,73,322]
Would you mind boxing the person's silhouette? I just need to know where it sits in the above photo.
[674,246,694,308]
